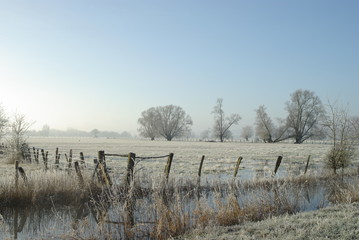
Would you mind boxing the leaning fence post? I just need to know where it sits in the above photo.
[97,150,111,186]
[304,155,311,174]
[164,153,174,181]
[198,155,205,180]
[233,156,243,177]
[18,167,28,186]
[273,156,283,176]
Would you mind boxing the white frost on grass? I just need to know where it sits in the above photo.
[182,203,359,240]
[25,137,346,180]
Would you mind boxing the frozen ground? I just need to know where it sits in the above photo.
[24,137,341,180]
[181,203,359,240]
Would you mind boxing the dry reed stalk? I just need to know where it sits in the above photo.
[151,194,191,240]
[215,194,243,226]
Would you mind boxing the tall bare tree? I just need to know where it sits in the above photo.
[286,89,325,144]
[155,105,193,141]
[255,105,289,143]
[255,105,275,143]
[10,113,32,155]
[212,98,241,142]
[138,105,193,141]
[138,107,158,140]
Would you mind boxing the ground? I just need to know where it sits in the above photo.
[182,203,359,240]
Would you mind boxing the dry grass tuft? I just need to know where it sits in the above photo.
[215,194,243,226]
[151,194,191,240]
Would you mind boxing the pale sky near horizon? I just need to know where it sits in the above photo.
[1,1,358,136]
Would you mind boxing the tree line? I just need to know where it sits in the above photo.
[138,89,359,145]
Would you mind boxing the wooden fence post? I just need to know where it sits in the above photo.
[33,147,39,164]
[18,167,28,186]
[164,153,174,181]
[15,160,19,191]
[273,156,283,175]
[304,155,311,174]
[198,155,205,178]
[41,149,48,170]
[68,149,73,168]
[80,152,85,165]
[55,147,59,164]
[74,161,84,187]
[95,151,112,186]
[233,156,243,177]
[126,152,136,187]
[27,148,31,163]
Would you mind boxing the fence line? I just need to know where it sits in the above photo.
[8,143,318,190]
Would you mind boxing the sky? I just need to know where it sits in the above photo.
[1,0,358,136]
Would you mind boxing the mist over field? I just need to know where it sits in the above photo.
[1,0,359,238]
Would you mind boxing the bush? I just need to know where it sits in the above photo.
[325,144,355,174]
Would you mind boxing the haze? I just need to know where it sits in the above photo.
[1,1,358,136]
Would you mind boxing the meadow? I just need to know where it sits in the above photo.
[0,137,358,239]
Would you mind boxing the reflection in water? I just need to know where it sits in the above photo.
[0,174,357,239]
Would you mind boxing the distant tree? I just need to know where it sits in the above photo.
[285,89,325,143]
[241,126,253,141]
[255,105,289,143]
[41,124,50,137]
[200,128,211,140]
[212,98,241,142]
[255,105,275,143]
[9,114,32,159]
[91,129,99,138]
[138,105,193,141]
[120,131,132,138]
[138,107,159,140]
[155,105,193,141]
[0,104,8,140]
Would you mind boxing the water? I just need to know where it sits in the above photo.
[1,172,353,239]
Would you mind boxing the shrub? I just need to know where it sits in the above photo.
[325,144,355,174]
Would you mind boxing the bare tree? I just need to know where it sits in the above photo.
[90,128,99,138]
[212,98,241,142]
[322,101,356,174]
[0,104,8,140]
[41,124,50,137]
[138,105,193,141]
[241,126,253,141]
[286,89,325,144]
[10,113,33,156]
[254,105,289,143]
[155,105,193,141]
[200,128,211,141]
[255,105,275,143]
[351,116,359,139]
[138,107,159,140]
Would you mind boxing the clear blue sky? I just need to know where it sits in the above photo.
[1,1,358,136]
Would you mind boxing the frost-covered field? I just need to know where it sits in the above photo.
[25,137,340,180]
